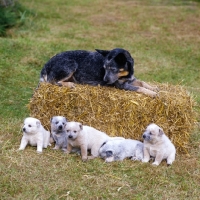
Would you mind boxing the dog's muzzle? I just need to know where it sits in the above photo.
[22,127,26,132]
[58,125,63,130]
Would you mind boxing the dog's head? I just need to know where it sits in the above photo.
[22,117,41,135]
[65,122,83,140]
[51,116,68,133]
[99,142,114,158]
[96,48,134,84]
[142,123,164,144]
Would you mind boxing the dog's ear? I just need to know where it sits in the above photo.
[158,128,164,136]
[63,117,68,122]
[79,123,83,130]
[36,120,41,128]
[106,150,113,157]
[95,49,110,57]
[114,53,127,66]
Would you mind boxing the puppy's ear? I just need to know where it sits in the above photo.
[36,120,41,128]
[79,123,83,130]
[95,49,110,57]
[106,150,113,157]
[158,129,164,136]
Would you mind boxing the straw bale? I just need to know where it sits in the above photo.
[28,82,197,154]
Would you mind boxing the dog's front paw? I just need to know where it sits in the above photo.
[142,158,149,163]
[150,91,159,98]
[37,150,42,154]
[152,161,159,166]
[82,157,88,162]
[58,81,75,88]
[152,86,159,92]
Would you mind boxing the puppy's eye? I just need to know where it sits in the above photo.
[28,125,31,127]
[63,123,65,125]
[74,131,77,133]
[66,130,69,132]
[56,122,59,124]
[149,132,152,135]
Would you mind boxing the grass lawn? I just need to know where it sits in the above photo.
[0,0,200,199]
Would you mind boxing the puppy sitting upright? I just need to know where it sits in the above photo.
[65,121,124,161]
[19,117,50,153]
[142,123,176,166]
[51,116,68,152]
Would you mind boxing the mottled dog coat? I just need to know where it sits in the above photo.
[99,139,144,162]
[40,48,158,97]
[51,116,68,152]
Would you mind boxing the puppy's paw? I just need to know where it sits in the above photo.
[87,156,95,160]
[82,157,88,162]
[152,161,159,166]
[37,151,42,154]
[53,146,59,150]
[142,158,149,163]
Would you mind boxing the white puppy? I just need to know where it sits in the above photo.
[142,123,176,166]
[19,117,50,153]
[65,121,124,161]
[99,139,144,162]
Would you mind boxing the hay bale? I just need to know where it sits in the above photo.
[28,82,197,154]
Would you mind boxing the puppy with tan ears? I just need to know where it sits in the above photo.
[142,123,176,166]
[65,121,124,161]
[19,117,50,153]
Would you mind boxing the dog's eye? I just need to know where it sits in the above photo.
[74,131,77,133]
[149,132,152,135]
[66,130,69,132]
[28,125,31,127]
[56,122,59,124]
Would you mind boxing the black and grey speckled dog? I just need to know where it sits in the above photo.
[39,48,158,97]
[51,116,68,152]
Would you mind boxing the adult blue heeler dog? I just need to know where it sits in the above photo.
[40,48,158,97]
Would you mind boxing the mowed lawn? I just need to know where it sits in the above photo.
[0,0,200,199]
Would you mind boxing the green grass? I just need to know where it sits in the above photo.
[0,0,200,199]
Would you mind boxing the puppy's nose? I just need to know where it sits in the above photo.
[68,135,73,139]
[22,127,26,132]
[58,125,62,130]
[143,134,146,139]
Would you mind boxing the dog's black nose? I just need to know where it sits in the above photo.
[68,135,73,139]
[143,135,146,139]
[58,125,62,130]
[22,128,26,132]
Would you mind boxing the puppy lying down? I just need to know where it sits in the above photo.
[99,139,144,162]
[142,123,176,166]
[19,117,50,153]
[65,121,124,161]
